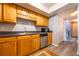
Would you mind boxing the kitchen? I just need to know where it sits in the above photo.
[0,3,52,56]
[0,3,78,56]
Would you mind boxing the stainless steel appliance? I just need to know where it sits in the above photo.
[41,28,49,32]
[40,33,48,48]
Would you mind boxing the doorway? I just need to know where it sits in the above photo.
[64,11,78,42]
[70,19,78,41]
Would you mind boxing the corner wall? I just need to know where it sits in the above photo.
[77,4,79,55]
[49,15,65,46]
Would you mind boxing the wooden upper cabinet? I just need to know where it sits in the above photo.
[16,6,37,21]
[32,12,37,21]
[0,3,48,25]
[36,14,43,26]
[44,17,48,26]
[28,11,37,21]
[0,37,17,56]
[48,32,52,45]
[46,17,49,26]
[0,4,2,22]
[36,14,48,26]
[17,36,32,56]
[16,6,29,19]
[3,4,16,23]
[42,16,46,26]
[16,6,23,15]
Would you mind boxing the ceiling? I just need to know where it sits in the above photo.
[15,3,77,18]
[41,3,55,8]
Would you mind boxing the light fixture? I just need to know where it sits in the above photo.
[70,11,78,16]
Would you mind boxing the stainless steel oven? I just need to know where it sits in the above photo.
[40,33,48,48]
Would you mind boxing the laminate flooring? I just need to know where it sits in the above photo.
[30,41,77,56]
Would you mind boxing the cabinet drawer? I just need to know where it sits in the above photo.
[31,34,40,39]
[17,36,31,40]
[0,37,16,43]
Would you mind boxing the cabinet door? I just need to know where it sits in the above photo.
[36,14,43,26]
[31,38,40,52]
[42,16,46,26]
[17,36,31,56]
[3,4,16,23]
[31,34,40,52]
[32,12,37,21]
[16,6,29,20]
[16,6,23,15]
[45,17,48,26]
[36,37,40,50]
[36,14,48,26]
[42,16,48,26]
[28,11,37,21]
[0,4,2,22]
[48,32,52,45]
[0,41,17,56]
[71,22,78,37]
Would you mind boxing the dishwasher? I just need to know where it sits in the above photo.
[40,33,48,48]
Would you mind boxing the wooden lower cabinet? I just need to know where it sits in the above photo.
[0,4,2,22]
[48,32,52,45]
[17,36,32,56]
[17,35,40,56]
[31,34,40,52]
[0,42,17,56]
[0,34,41,56]
[0,37,17,56]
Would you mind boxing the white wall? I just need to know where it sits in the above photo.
[49,15,64,46]
[77,4,79,55]
[0,18,41,31]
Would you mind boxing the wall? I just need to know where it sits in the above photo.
[0,18,41,31]
[77,4,79,55]
[49,15,64,46]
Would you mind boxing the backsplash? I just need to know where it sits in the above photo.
[0,18,42,31]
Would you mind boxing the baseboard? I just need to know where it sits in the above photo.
[52,44,58,47]
[77,49,79,55]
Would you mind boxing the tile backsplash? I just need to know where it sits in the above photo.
[0,18,42,31]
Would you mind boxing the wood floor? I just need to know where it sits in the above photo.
[29,41,77,56]
[29,46,57,56]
